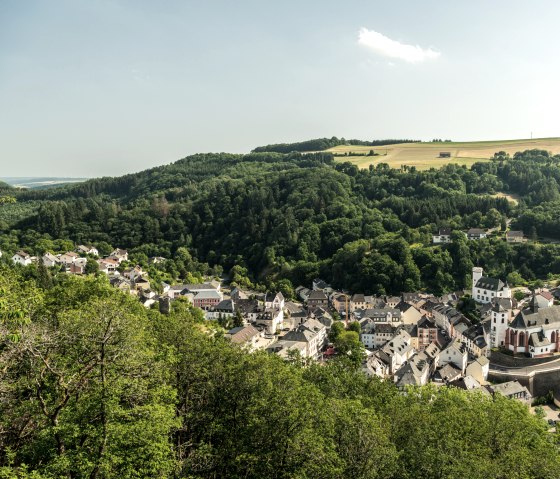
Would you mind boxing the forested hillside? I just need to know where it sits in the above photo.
[3,149,560,294]
[0,268,558,479]
[252,136,419,153]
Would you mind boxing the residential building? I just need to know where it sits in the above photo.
[472,267,511,304]
[417,316,438,351]
[467,228,487,240]
[360,323,396,350]
[11,251,32,266]
[77,245,99,256]
[312,278,333,295]
[487,381,532,404]
[59,252,79,266]
[109,248,128,263]
[41,252,59,267]
[307,290,328,309]
[505,230,525,243]
[432,228,452,244]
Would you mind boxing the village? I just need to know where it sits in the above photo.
[6,242,560,411]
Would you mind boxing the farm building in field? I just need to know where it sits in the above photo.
[438,152,451,158]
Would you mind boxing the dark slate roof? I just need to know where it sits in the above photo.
[363,308,401,319]
[506,230,524,238]
[492,297,513,312]
[313,278,329,289]
[417,316,437,329]
[475,276,506,292]
[214,299,234,312]
[467,228,486,235]
[308,290,328,301]
[351,293,366,302]
[438,228,452,236]
[510,303,560,330]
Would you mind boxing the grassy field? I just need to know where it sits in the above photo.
[330,137,560,170]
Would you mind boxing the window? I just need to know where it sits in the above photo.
[501,318,504,323]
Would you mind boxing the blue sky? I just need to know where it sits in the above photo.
[1,0,559,177]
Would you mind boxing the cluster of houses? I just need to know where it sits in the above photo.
[11,246,100,274]
[201,268,542,403]
[433,228,526,244]
[7,244,558,404]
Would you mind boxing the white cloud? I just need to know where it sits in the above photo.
[358,28,440,64]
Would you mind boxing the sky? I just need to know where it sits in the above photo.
[1,0,560,177]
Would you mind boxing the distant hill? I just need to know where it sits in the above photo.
[330,137,560,170]
[252,137,419,153]
[1,177,88,189]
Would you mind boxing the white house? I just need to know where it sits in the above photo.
[467,228,487,240]
[378,329,415,374]
[472,267,511,304]
[438,338,468,374]
[77,245,99,256]
[12,251,32,266]
[41,252,59,267]
[60,252,79,266]
[264,292,285,310]
[432,228,452,244]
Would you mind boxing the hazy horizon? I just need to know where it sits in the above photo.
[2,0,560,177]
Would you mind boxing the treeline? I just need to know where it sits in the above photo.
[0,269,558,479]
[4,149,560,295]
[251,136,419,153]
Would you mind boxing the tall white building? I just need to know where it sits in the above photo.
[472,267,511,304]
[490,298,514,348]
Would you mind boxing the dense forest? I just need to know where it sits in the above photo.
[3,149,560,295]
[0,268,558,479]
[251,137,419,153]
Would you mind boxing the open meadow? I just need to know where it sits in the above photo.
[330,137,560,170]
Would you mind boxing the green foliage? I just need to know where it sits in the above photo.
[0,270,559,478]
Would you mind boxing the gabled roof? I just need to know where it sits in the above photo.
[538,291,554,301]
[308,290,327,300]
[227,325,260,344]
[506,230,524,238]
[510,303,560,330]
[467,228,486,235]
[475,276,507,292]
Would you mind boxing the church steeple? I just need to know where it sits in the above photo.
[530,293,539,313]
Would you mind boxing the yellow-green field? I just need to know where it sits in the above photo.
[329,137,560,170]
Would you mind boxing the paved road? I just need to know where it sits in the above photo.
[490,356,560,376]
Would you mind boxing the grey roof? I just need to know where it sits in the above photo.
[506,230,524,238]
[214,299,234,312]
[489,381,530,399]
[438,228,452,235]
[227,325,260,344]
[529,331,551,348]
[467,228,486,235]
[313,278,329,289]
[475,276,507,292]
[417,316,437,329]
[308,290,328,301]
[510,303,560,330]
[492,297,513,312]
[435,364,462,382]
[351,293,366,302]
[363,308,401,319]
